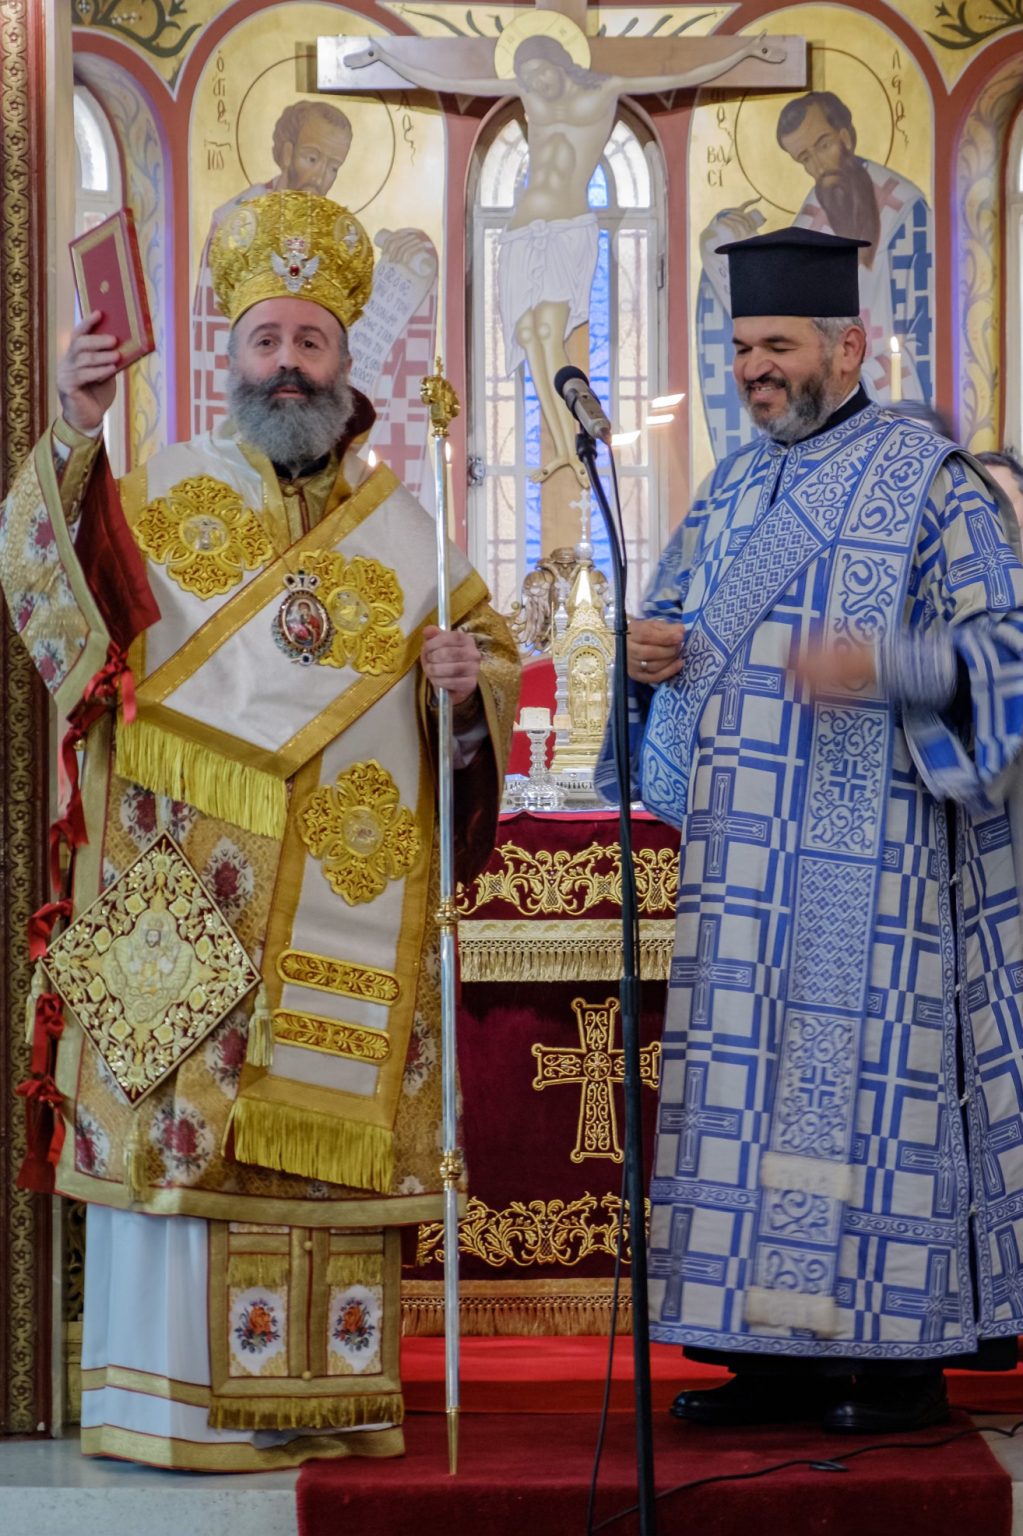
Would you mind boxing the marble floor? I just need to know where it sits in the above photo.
[0,1433,299,1536]
[4,1421,1023,1534]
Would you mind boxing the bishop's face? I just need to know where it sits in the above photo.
[227,297,355,470]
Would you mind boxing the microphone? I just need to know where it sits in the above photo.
[554,366,613,446]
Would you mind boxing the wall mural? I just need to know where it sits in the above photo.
[69,0,1023,483]
[689,4,935,481]
[189,3,446,502]
[954,56,1023,451]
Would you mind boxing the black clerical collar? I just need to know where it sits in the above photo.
[804,383,870,442]
[272,450,333,484]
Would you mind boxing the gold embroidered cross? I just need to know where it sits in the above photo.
[532,997,660,1164]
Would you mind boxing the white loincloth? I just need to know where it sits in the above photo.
[498,213,599,376]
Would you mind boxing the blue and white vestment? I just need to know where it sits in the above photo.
[602,400,1023,1358]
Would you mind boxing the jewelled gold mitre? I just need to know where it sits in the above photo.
[209,191,374,330]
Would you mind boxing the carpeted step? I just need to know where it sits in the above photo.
[297,1409,1011,1536]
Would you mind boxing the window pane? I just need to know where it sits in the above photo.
[471,109,664,626]
[74,92,109,193]
[588,162,609,210]
[480,119,527,209]
[606,122,651,209]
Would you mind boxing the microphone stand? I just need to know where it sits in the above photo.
[575,428,657,1536]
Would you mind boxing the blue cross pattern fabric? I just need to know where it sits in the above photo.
[599,402,1023,1358]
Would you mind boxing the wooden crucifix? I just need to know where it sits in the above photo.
[318,0,806,500]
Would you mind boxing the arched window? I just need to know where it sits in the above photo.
[1006,106,1023,454]
[468,107,668,618]
[73,84,126,475]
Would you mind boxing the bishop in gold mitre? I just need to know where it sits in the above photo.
[0,188,520,1470]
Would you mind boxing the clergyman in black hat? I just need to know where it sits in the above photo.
[599,226,1023,1433]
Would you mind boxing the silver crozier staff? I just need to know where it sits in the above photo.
[420,359,463,1475]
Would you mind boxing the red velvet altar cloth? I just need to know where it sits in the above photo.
[297,1408,1011,1536]
[402,809,680,1335]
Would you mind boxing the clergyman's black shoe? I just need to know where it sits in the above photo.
[670,1373,853,1428]
[823,1372,950,1434]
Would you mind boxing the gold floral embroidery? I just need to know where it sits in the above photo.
[415,1193,648,1269]
[134,475,274,598]
[299,551,404,673]
[457,843,678,918]
[276,948,400,1004]
[43,835,259,1104]
[299,760,421,906]
[273,1008,391,1063]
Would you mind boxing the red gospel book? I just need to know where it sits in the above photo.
[70,208,155,371]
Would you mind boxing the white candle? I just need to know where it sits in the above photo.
[889,336,902,403]
[517,707,551,732]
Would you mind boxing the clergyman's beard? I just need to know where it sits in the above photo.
[742,367,838,445]
[228,364,355,472]
[816,154,881,260]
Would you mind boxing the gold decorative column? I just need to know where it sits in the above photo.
[0,0,55,1436]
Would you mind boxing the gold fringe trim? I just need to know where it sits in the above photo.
[226,1253,290,1290]
[458,936,673,984]
[326,1252,384,1289]
[25,961,44,1045]
[245,983,275,1068]
[229,1096,394,1194]
[401,1293,634,1337]
[115,717,287,840]
[124,1116,149,1203]
[208,1392,404,1431]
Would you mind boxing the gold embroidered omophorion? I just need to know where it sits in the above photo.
[299,760,421,907]
[302,551,404,673]
[276,950,399,1004]
[133,475,275,598]
[43,834,259,1104]
[272,1010,391,1063]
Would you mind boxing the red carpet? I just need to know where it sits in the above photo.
[296,1340,1015,1536]
[401,1334,1023,1416]
[296,1410,1011,1536]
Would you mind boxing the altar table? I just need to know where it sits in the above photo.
[402,809,680,1336]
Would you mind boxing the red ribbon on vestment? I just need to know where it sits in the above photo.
[50,643,137,896]
[16,992,67,1191]
[28,900,72,961]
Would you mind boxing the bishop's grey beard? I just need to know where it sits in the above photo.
[742,368,841,445]
[227,365,355,472]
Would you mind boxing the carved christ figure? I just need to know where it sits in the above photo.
[348,26,785,484]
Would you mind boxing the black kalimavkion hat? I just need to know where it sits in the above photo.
[716,226,868,318]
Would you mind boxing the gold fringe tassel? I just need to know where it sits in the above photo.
[326,1252,384,1289]
[24,961,44,1045]
[245,983,275,1068]
[116,718,287,841]
[226,1253,290,1290]
[229,1096,395,1194]
[401,1295,633,1337]
[124,1117,149,1203]
[458,938,673,984]
[208,1392,404,1432]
